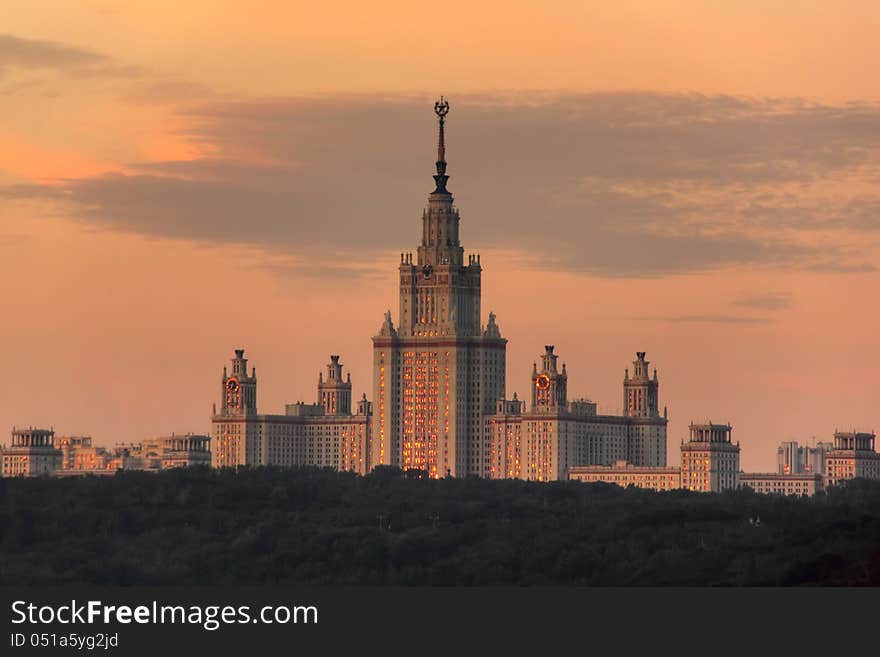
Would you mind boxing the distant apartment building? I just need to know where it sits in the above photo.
[680,422,740,493]
[776,440,833,475]
[52,433,210,475]
[212,351,372,474]
[1,427,62,477]
[825,430,880,487]
[740,472,824,496]
[569,461,681,491]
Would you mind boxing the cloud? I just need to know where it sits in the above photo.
[5,92,880,277]
[0,33,135,79]
[733,293,793,310]
[631,315,772,325]
[251,252,388,282]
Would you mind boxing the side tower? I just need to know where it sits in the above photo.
[530,345,568,412]
[623,352,658,418]
[222,348,257,416]
[623,352,667,466]
[212,349,259,467]
[318,355,352,415]
[372,98,507,478]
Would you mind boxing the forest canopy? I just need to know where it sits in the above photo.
[1,466,879,586]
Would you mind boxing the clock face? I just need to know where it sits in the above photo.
[226,378,240,393]
[422,264,433,278]
[536,374,551,390]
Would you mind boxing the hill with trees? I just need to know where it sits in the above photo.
[1,466,879,585]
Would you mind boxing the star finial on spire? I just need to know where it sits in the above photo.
[432,96,450,194]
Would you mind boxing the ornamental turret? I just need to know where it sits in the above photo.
[624,351,659,418]
[531,345,568,412]
[318,354,352,416]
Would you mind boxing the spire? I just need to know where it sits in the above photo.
[432,97,450,194]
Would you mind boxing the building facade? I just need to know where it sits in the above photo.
[569,461,681,491]
[740,472,823,497]
[57,435,112,472]
[824,430,880,487]
[212,351,372,474]
[680,422,740,492]
[371,98,506,478]
[1,427,62,477]
[489,347,668,482]
[133,434,211,470]
[54,435,210,474]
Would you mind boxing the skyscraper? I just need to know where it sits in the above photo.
[209,99,670,482]
[371,98,507,477]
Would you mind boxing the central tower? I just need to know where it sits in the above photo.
[372,98,507,477]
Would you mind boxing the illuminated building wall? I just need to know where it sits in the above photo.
[490,397,525,479]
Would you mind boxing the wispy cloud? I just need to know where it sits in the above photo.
[732,292,793,311]
[631,314,772,325]
[0,34,135,78]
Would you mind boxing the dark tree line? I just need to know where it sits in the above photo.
[1,466,879,585]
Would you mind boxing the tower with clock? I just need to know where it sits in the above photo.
[221,348,257,416]
[372,98,507,478]
[530,345,568,411]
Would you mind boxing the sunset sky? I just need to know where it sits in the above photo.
[2,1,879,471]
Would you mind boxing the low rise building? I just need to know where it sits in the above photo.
[568,461,681,491]
[741,472,824,496]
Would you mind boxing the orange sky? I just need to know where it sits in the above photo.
[1,2,879,470]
